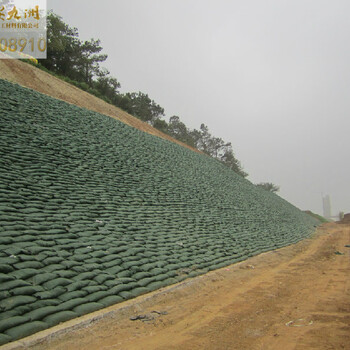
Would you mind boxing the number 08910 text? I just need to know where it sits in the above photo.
[0,37,46,52]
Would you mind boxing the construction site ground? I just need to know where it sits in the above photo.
[4,222,349,350]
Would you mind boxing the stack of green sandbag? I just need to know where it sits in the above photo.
[0,79,320,345]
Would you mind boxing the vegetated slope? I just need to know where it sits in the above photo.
[0,59,198,153]
[0,79,320,345]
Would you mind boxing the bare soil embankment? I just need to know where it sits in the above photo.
[6,223,349,350]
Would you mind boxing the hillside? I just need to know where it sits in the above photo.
[0,59,198,153]
[0,78,320,345]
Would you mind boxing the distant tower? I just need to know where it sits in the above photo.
[322,195,331,219]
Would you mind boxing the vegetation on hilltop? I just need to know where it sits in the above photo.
[34,11,247,177]
[256,182,280,193]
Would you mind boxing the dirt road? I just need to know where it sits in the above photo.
[13,223,346,350]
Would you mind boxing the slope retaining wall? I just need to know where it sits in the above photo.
[0,79,319,345]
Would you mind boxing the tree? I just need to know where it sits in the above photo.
[93,67,121,103]
[256,182,280,193]
[42,12,107,87]
[78,39,107,85]
[188,124,247,177]
[192,124,228,157]
[124,92,164,123]
[152,119,169,133]
[167,116,195,147]
[220,147,248,177]
[193,124,211,155]
[42,12,81,75]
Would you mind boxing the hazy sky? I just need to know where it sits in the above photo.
[48,0,350,216]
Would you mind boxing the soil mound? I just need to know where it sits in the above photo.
[338,213,350,224]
